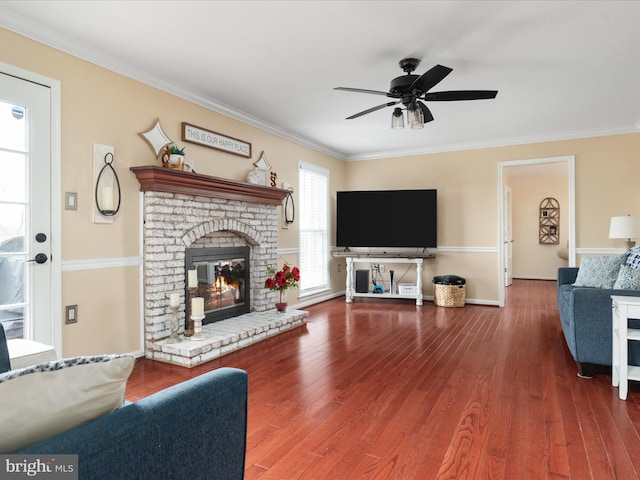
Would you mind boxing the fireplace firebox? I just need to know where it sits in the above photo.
[185,246,250,326]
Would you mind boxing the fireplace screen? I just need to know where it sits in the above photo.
[185,246,250,326]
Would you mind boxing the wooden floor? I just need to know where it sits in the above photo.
[126,280,640,479]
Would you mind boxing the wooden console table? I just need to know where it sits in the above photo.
[334,252,436,305]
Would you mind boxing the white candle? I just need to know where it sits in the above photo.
[169,292,180,308]
[100,186,114,211]
[188,269,198,288]
[192,297,204,317]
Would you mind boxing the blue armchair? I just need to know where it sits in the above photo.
[0,323,10,373]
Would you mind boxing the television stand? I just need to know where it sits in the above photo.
[333,252,436,305]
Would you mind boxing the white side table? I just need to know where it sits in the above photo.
[7,339,57,370]
[611,295,640,400]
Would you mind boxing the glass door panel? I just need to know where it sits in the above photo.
[0,100,28,339]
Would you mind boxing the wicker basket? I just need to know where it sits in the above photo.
[433,284,466,308]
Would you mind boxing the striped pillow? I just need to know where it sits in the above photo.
[625,246,640,269]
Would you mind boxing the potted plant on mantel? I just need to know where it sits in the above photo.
[162,144,186,171]
[264,263,300,312]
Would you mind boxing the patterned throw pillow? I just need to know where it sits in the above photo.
[614,264,640,290]
[573,254,627,288]
[625,245,640,269]
[0,354,134,452]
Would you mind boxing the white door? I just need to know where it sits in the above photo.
[0,72,52,344]
[504,185,513,287]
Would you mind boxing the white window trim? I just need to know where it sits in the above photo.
[298,161,329,296]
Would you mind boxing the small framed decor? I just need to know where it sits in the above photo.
[246,152,271,185]
[182,122,251,158]
[539,197,560,244]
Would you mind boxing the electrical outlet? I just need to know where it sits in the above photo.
[66,305,78,324]
[338,264,342,273]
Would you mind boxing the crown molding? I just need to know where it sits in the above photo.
[2,11,639,165]
[0,12,347,161]
[345,124,640,161]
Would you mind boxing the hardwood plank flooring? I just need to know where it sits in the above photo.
[126,280,640,479]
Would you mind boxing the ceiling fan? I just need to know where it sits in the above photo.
[334,58,498,129]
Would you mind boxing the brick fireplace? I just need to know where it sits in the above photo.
[131,166,308,367]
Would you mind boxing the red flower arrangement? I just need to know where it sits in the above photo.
[264,263,300,292]
[265,263,300,311]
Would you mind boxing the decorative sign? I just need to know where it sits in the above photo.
[182,122,251,158]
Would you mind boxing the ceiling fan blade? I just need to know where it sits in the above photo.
[346,101,399,120]
[409,64,453,94]
[422,90,498,101]
[417,101,434,123]
[334,87,394,97]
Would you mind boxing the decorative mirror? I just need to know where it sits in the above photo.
[140,118,172,158]
[539,197,560,244]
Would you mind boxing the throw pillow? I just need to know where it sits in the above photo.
[0,354,134,453]
[573,254,627,288]
[614,264,640,290]
[625,245,640,269]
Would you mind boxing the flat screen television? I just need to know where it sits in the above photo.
[336,189,437,249]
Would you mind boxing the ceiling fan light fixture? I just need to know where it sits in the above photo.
[336,58,497,129]
[407,105,424,129]
[391,107,404,129]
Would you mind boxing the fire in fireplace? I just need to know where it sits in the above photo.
[185,246,250,326]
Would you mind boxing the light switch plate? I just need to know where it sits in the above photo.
[65,305,78,324]
[65,192,77,210]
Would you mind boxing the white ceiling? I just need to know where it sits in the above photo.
[1,1,639,161]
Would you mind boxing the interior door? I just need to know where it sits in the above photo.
[504,185,513,287]
[0,72,52,344]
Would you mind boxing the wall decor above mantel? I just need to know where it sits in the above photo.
[182,122,251,158]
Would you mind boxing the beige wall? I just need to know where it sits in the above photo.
[0,27,346,357]
[508,175,569,279]
[3,26,640,356]
[345,135,640,302]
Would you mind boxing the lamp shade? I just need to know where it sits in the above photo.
[407,106,424,129]
[609,216,640,240]
[391,108,404,129]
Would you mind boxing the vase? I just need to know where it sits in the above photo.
[168,154,184,171]
[275,290,288,312]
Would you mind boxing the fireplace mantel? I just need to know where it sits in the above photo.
[130,165,289,205]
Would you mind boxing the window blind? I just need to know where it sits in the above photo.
[298,162,329,294]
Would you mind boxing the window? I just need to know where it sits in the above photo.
[298,161,329,295]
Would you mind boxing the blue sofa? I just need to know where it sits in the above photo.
[16,367,248,479]
[557,267,640,377]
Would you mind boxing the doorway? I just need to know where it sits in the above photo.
[498,156,575,307]
[0,64,61,351]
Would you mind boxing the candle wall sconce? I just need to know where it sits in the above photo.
[93,143,120,223]
[282,183,295,229]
